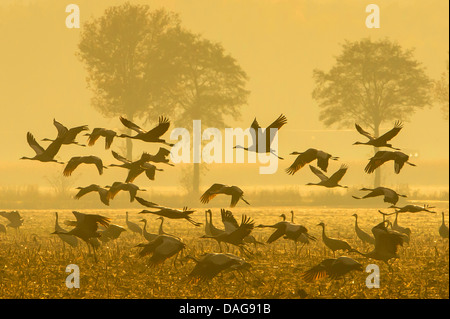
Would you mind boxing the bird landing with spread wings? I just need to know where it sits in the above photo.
[136,197,202,227]
[200,184,250,208]
[233,114,287,159]
[354,121,403,150]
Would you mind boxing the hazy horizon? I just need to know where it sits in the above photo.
[0,0,448,200]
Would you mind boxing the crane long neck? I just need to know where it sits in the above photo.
[159,218,164,233]
[320,225,327,239]
[143,220,147,231]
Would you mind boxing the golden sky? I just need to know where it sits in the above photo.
[0,0,448,190]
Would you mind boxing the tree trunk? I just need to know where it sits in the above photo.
[373,123,381,187]
[126,111,133,161]
[193,162,200,197]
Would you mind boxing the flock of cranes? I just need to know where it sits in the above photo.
[0,114,447,286]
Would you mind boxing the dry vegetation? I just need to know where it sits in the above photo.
[0,207,448,299]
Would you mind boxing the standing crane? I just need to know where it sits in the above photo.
[139,219,158,242]
[317,222,352,257]
[54,212,78,248]
[439,212,449,239]
[351,214,375,245]
[125,212,142,235]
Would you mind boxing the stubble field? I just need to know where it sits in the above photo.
[0,207,448,299]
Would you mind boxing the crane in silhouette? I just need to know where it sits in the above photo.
[365,151,416,174]
[390,204,436,214]
[221,209,264,249]
[287,211,316,246]
[126,212,142,235]
[205,209,226,237]
[54,212,78,248]
[136,197,202,227]
[119,116,174,146]
[85,128,118,149]
[233,114,287,159]
[51,211,110,262]
[146,148,174,166]
[391,212,411,244]
[204,210,226,251]
[185,253,251,283]
[301,256,363,282]
[317,222,352,257]
[286,148,338,174]
[139,219,158,242]
[201,214,255,257]
[106,182,146,202]
[439,212,449,239]
[307,165,348,188]
[21,132,64,164]
[136,235,185,267]
[353,121,403,150]
[74,184,110,206]
[109,151,163,183]
[200,184,250,208]
[257,215,315,245]
[352,187,407,206]
[42,119,88,147]
[0,211,24,232]
[351,214,375,245]
[350,221,404,271]
[99,224,127,243]
[63,156,107,176]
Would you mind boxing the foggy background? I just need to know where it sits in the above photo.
[0,0,448,208]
